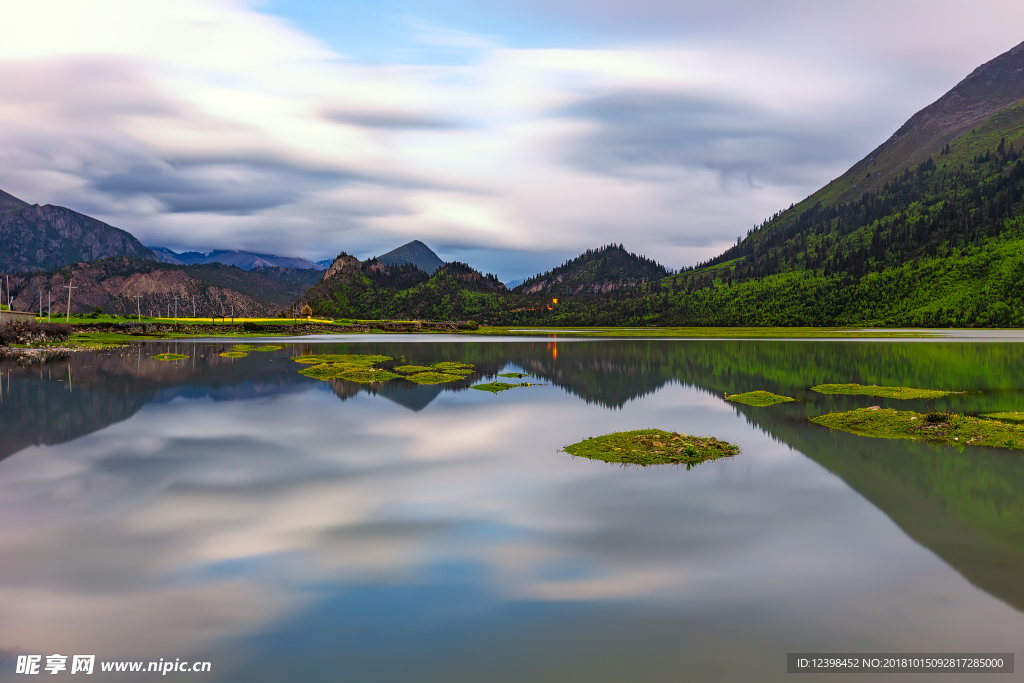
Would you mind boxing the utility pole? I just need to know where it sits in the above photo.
[48,291,51,323]
[173,295,179,323]
[134,294,143,322]
[39,288,43,322]
[63,280,77,323]
[192,295,196,318]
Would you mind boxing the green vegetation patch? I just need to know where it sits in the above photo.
[811,383,955,399]
[292,354,391,365]
[563,429,740,467]
[251,345,283,352]
[405,372,464,385]
[431,361,474,372]
[299,363,399,383]
[725,390,796,406]
[152,353,188,361]
[498,372,529,378]
[393,365,433,374]
[471,381,536,393]
[811,408,1024,449]
[220,351,247,358]
[979,411,1024,424]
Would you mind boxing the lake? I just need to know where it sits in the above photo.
[1,337,1023,681]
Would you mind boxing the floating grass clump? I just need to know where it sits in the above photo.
[811,408,1024,449]
[980,411,1024,424]
[405,371,464,385]
[393,365,433,374]
[811,383,954,399]
[293,353,397,383]
[251,345,283,352]
[220,351,248,358]
[299,364,399,383]
[725,391,796,406]
[293,354,391,365]
[431,361,474,373]
[152,353,188,361]
[498,372,529,378]
[472,381,537,393]
[563,429,740,467]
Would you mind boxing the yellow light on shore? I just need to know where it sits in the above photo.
[552,298,558,305]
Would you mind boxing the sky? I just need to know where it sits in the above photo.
[1,1,1023,280]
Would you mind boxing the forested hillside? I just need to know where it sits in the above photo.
[515,244,668,295]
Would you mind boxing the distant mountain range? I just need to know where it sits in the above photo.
[149,246,324,271]
[0,189,156,273]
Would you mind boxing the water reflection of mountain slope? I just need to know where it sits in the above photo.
[663,340,1024,614]
[0,346,314,462]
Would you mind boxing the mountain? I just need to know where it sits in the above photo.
[0,188,29,213]
[504,279,525,289]
[377,240,445,275]
[295,254,503,319]
[315,258,334,268]
[8,259,322,317]
[149,247,324,271]
[0,190,156,273]
[515,244,669,295]
[649,40,1024,327]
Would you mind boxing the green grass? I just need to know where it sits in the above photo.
[431,361,475,372]
[725,390,797,406]
[393,365,433,373]
[292,354,391,365]
[498,372,530,378]
[980,411,1024,424]
[298,363,400,383]
[475,326,933,338]
[811,383,955,399]
[220,351,247,358]
[811,408,1024,449]
[405,372,464,385]
[471,381,535,393]
[563,428,740,467]
[152,353,188,361]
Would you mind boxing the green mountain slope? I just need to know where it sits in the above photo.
[654,40,1024,327]
[515,244,668,295]
[296,254,506,320]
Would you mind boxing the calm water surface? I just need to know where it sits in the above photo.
[1,337,1023,681]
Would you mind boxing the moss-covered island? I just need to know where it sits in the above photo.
[152,353,188,361]
[811,383,955,399]
[471,381,538,393]
[725,391,796,406]
[811,408,1024,449]
[498,372,529,378]
[291,354,475,385]
[563,429,740,467]
[219,351,247,358]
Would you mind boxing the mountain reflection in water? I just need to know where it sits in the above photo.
[0,338,1022,682]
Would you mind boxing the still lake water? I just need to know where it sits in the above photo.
[1,336,1023,681]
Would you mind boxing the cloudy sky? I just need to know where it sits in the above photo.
[1,1,1022,280]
